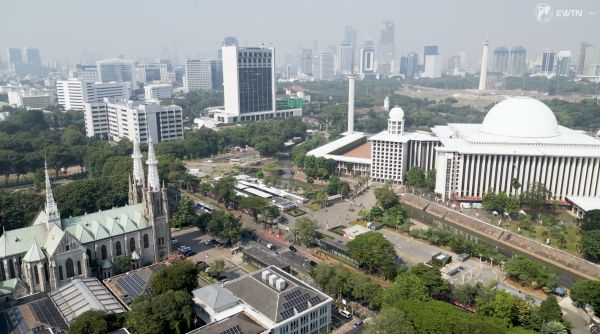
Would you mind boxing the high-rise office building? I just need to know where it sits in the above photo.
[556,51,572,77]
[377,21,395,74]
[184,59,213,92]
[318,53,335,80]
[399,52,419,79]
[96,58,134,85]
[8,48,23,68]
[337,43,354,74]
[210,60,223,89]
[344,25,358,68]
[492,47,509,74]
[359,40,375,78]
[541,50,556,74]
[215,45,301,123]
[56,78,131,111]
[301,49,313,76]
[25,48,42,66]
[578,42,595,75]
[508,46,527,76]
[423,46,439,66]
[422,55,441,78]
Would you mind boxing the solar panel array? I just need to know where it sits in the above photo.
[29,298,68,330]
[117,272,148,300]
[0,308,28,334]
[219,324,243,334]
[279,289,323,320]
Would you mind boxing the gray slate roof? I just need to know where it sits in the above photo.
[192,284,240,313]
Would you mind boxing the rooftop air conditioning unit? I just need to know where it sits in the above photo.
[275,278,287,291]
[269,274,278,287]
[261,270,271,282]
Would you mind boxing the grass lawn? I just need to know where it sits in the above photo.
[504,222,581,254]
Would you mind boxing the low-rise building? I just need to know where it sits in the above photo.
[8,89,53,109]
[191,266,332,334]
[144,83,173,100]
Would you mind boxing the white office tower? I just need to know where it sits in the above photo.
[84,99,183,142]
[56,78,130,111]
[556,51,571,77]
[70,64,98,82]
[578,42,595,75]
[318,53,335,80]
[96,58,134,86]
[359,41,376,79]
[346,75,355,134]
[422,55,441,78]
[478,38,490,90]
[384,96,390,111]
[214,45,301,123]
[135,63,169,83]
[184,59,213,92]
[145,83,173,100]
[337,43,354,75]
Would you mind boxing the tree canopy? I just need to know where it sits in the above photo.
[347,232,397,279]
[149,260,199,295]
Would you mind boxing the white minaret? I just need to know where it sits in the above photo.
[146,137,161,192]
[347,74,355,134]
[478,37,490,91]
[132,137,145,187]
[384,96,390,111]
[44,159,61,229]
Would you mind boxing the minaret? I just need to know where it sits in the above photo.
[347,74,355,134]
[478,37,490,91]
[44,160,61,229]
[146,137,160,192]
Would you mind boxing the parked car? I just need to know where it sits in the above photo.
[288,245,297,253]
[204,239,216,246]
[170,238,179,245]
[338,309,352,319]
[266,243,276,251]
[352,320,363,328]
[178,245,192,256]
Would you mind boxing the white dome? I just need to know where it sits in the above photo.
[389,106,405,121]
[480,97,559,138]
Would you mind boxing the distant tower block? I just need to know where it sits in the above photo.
[347,74,356,134]
[479,38,491,91]
[384,96,390,111]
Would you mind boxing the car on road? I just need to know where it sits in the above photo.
[204,239,216,246]
[170,238,179,245]
[266,243,277,251]
[288,245,297,253]
[309,260,318,267]
[338,309,352,319]
[178,245,192,256]
[352,320,363,328]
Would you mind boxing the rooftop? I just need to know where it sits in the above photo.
[192,285,240,313]
[307,132,366,158]
[0,296,68,334]
[188,312,266,334]
[49,278,125,322]
[342,142,371,159]
[105,262,166,306]
[566,196,600,212]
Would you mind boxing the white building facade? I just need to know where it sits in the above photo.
[144,83,173,100]
[56,78,130,111]
[8,89,53,109]
[97,59,135,86]
[433,97,600,201]
[184,59,213,92]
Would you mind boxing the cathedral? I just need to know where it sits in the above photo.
[0,139,171,298]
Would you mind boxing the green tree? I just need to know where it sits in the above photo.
[347,232,397,279]
[580,210,600,231]
[171,197,198,228]
[570,279,600,311]
[364,307,416,334]
[581,229,600,262]
[150,260,199,295]
[382,274,429,305]
[239,196,268,221]
[425,169,436,191]
[540,321,567,334]
[295,217,319,246]
[520,182,551,218]
[409,264,452,299]
[212,176,239,208]
[476,290,518,328]
[405,167,425,187]
[539,295,562,323]
[112,256,132,275]
[374,187,399,210]
[504,256,558,289]
[205,210,242,241]
[208,259,227,279]
[69,310,109,334]
[125,290,194,334]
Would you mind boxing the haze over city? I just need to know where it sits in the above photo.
[2,0,599,64]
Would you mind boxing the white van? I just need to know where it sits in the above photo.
[338,309,352,319]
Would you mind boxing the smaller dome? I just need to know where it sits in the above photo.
[389,106,404,121]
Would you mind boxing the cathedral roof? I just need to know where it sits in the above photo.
[23,240,46,262]
[0,224,49,258]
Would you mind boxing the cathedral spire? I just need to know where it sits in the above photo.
[44,159,61,228]
[131,136,145,187]
[146,136,160,192]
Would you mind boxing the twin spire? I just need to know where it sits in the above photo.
[145,136,161,192]
[44,159,61,228]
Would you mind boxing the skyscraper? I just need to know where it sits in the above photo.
[184,59,213,92]
[423,46,439,65]
[422,55,441,78]
[399,52,419,79]
[8,48,23,68]
[578,42,595,75]
[377,21,395,74]
[508,46,527,76]
[492,46,509,74]
[318,53,335,80]
[359,40,375,78]
[541,50,556,74]
[301,49,313,76]
[25,48,41,66]
[210,60,223,89]
[556,51,572,77]
[337,43,354,75]
[96,58,134,85]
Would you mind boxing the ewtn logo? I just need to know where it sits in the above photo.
[534,3,584,23]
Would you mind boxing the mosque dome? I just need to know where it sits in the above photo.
[480,97,559,138]
[389,106,405,121]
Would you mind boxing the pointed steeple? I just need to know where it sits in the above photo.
[146,136,160,192]
[44,159,61,228]
[131,136,145,187]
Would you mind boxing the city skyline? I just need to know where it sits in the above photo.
[2,0,599,65]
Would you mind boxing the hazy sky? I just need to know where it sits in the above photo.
[2,0,599,66]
